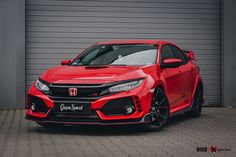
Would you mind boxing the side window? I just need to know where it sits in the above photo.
[170,45,189,64]
[160,45,175,63]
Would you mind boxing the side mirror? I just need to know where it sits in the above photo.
[61,60,71,65]
[161,58,182,68]
[185,50,195,60]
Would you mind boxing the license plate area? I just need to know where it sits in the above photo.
[54,102,91,114]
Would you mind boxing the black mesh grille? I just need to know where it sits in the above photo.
[29,95,49,113]
[101,97,135,115]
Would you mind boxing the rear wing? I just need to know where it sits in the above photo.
[184,50,195,60]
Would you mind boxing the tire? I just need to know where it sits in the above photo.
[36,122,64,128]
[185,85,203,117]
[145,87,170,131]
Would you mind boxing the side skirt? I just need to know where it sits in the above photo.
[169,106,191,117]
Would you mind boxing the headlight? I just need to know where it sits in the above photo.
[108,79,143,93]
[35,79,49,93]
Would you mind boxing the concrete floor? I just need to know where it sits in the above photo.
[0,108,235,157]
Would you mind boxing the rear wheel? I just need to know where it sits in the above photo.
[146,88,170,131]
[185,85,203,117]
[36,122,64,128]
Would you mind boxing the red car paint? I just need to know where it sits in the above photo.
[26,40,203,125]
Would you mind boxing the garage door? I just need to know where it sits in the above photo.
[26,0,221,106]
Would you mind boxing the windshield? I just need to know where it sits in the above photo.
[70,44,158,66]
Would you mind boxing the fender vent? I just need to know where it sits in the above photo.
[134,96,142,112]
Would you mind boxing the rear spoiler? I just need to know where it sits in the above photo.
[184,50,195,60]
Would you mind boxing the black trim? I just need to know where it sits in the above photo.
[38,77,51,86]
[48,96,102,102]
[25,114,143,124]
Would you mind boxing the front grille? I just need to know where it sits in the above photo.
[45,83,113,121]
[48,84,111,101]
[50,85,102,97]
[47,84,111,121]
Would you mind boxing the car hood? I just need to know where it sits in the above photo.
[40,65,155,84]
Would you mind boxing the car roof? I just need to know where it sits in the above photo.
[96,40,164,45]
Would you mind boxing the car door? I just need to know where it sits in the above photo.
[160,44,184,108]
[169,45,195,106]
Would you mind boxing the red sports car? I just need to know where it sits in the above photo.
[26,40,204,130]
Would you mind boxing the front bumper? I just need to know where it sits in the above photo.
[26,83,153,125]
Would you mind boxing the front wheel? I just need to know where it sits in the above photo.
[145,88,170,131]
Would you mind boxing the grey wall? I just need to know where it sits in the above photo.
[222,0,236,107]
[0,0,25,109]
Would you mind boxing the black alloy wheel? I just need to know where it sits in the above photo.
[146,88,170,131]
[185,85,203,117]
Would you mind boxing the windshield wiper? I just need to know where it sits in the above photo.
[110,64,127,66]
[85,65,109,68]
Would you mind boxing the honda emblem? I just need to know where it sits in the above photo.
[68,88,78,96]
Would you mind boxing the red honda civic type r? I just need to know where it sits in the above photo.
[26,40,204,130]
